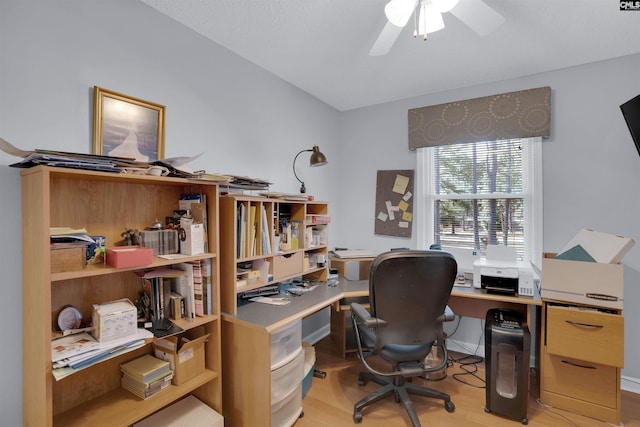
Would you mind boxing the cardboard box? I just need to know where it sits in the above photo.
[50,243,87,273]
[180,223,205,255]
[106,246,153,268]
[153,333,209,385]
[92,298,138,342]
[541,253,624,309]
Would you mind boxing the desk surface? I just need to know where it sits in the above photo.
[222,278,540,332]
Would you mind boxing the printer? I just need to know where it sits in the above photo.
[472,258,535,297]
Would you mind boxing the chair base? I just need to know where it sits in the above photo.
[353,372,455,427]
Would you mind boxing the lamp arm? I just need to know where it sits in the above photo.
[292,149,312,189]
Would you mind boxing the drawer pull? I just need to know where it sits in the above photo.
[565,320,604,329]
[561,359,596,370]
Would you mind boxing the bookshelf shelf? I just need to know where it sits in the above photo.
[53,369,218,427]
[50,253,217,282]
[22,166,223,426]
[219,195,329,315]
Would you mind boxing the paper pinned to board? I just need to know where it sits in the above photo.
[392,174,410,194]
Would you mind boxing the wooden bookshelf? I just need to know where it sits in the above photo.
[21,166,222,426]
[219,195,329,314]
[219,195,330,426]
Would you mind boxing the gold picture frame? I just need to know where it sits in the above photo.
[92,86,165,161]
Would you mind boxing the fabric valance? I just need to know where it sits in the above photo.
[408,86,551,150]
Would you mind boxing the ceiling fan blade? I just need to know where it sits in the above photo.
[450,0,504,36]
[369,21,404,56]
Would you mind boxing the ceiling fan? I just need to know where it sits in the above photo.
[370,0,505,56]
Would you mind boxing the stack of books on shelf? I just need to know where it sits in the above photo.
[120,354,173,400]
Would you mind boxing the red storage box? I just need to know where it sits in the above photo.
[106,246,153,268]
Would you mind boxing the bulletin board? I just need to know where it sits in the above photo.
[374,169,414,238]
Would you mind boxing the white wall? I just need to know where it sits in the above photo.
[0,1,340,424]
[334,53,640,391]
[2,1,640,423]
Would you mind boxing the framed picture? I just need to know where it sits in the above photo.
[92,86,165,162]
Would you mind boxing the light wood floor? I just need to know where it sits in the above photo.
[296,339,640,427]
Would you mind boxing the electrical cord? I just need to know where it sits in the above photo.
[534,397,581,426]
[451,353,486,388]
[447,317,486,388]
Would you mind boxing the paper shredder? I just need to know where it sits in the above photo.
[484,308,530,425]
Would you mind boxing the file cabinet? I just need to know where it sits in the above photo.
[540,301,624,425]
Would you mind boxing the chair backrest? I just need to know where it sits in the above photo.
[368,250,457,350]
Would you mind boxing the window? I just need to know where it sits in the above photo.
[417,137,542,264]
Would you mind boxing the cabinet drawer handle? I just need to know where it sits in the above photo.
[565,320,604,328]
[561,359,596,370]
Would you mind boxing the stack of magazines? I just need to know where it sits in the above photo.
[51,329,152,381]
[120,354,173,400]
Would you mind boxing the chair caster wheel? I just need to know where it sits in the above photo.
[353,411,363,423]
[357,374,366,386]
[445,401,455,413]
[484,407,491,413]
[521,418,528,425]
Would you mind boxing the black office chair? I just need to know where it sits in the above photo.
[350,250,457,427]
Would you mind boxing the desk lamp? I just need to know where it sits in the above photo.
[292,145,328,193]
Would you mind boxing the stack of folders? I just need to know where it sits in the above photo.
[120,354,173,400]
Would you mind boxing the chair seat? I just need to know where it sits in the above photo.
[359,327,432,361]
[380,343,433,362]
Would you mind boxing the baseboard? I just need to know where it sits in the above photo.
[622,376,640,394]
[446,337,485,358]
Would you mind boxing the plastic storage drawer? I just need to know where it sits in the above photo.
[271,319,302,370]
[272,350,304,404]
[271,383,302,427]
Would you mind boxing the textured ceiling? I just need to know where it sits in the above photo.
[139,0,640,111]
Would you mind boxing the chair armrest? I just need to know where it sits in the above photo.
[351,302,387,328]
[436,305,455,323]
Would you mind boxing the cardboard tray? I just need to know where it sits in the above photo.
[541,253,624,309]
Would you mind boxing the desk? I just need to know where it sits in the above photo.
[329,256,374,281]
[221,278,541,427]
[330,281,541,359]
[222,281,348,427]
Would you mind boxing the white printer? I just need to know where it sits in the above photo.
[472,245,535,296]
[472,258,534,296]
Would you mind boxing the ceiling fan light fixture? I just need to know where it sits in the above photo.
[384,0,417,27]
[432,0,458,13]
[418,0,445,36]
